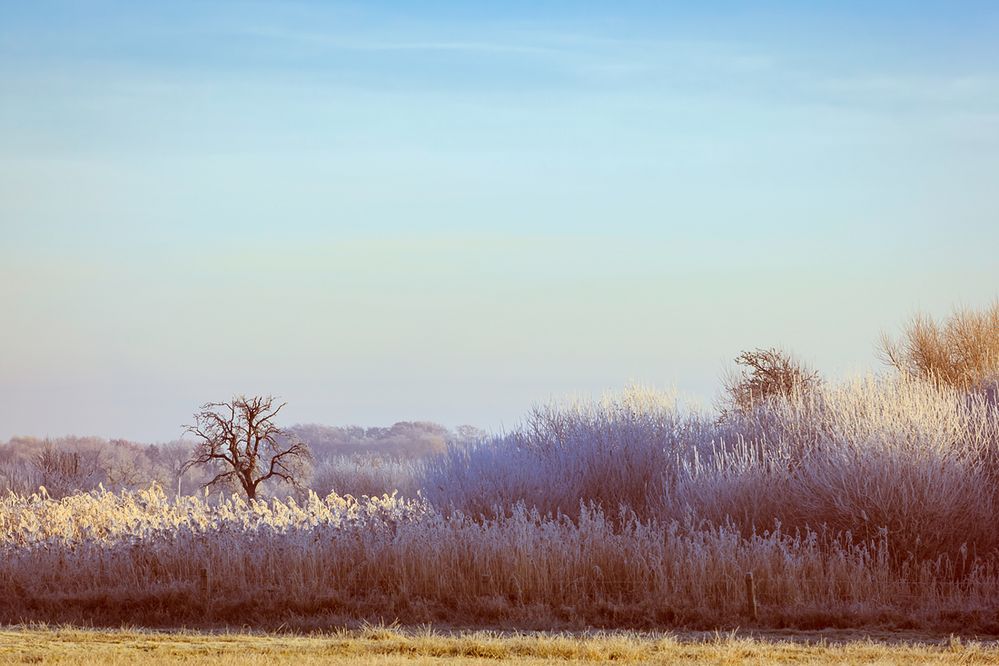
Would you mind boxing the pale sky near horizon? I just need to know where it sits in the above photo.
[1,1,998,442]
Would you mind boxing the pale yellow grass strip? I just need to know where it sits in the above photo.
[0,627,997,665]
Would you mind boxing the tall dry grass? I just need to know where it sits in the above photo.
[3,486,998,630]
[3,376,999,629]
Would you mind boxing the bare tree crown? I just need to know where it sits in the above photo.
[182,395,311,499]
[723,347,822,415]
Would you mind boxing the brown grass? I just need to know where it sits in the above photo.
[3,376,999,633]
[2,626,998,664]
[3,483,999,633]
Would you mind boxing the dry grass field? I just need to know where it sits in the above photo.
[2,626,998,665]
[3,373,999,632]
[1,307,996,639]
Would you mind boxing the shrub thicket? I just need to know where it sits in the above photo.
[880,302,999,391]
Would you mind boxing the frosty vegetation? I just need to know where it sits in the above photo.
[0,303,997,630]
[0,421,475,500]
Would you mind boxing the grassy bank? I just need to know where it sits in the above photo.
[2,626,998,664]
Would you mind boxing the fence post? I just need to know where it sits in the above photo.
[200,567,211,602]
[745,572,757,621]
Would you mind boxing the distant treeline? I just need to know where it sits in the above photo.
[0,422,485,499]
[287,422,483,459]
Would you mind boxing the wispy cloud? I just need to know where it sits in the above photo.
[234,25,565,57]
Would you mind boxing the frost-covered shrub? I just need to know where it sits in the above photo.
[422,378,999,559]
[419,386,709,518]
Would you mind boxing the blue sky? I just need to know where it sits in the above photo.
[1,1,997,441]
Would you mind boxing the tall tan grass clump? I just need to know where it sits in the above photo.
[880,302,999,392]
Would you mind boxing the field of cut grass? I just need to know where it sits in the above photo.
[2,626,999,664]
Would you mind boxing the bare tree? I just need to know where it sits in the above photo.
[722,347,821,415]
[31,442,104,498]
[182,395,311,499]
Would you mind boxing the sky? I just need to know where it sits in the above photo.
[1,1,998,442]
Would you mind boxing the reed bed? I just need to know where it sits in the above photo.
[1,488,998,629]
[1,377,998,630]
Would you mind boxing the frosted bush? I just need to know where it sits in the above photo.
[422,378,999,559]
[420,386,710,517]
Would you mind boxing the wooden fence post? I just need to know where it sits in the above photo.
[200,567,211,601]
[745,572,757,621]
